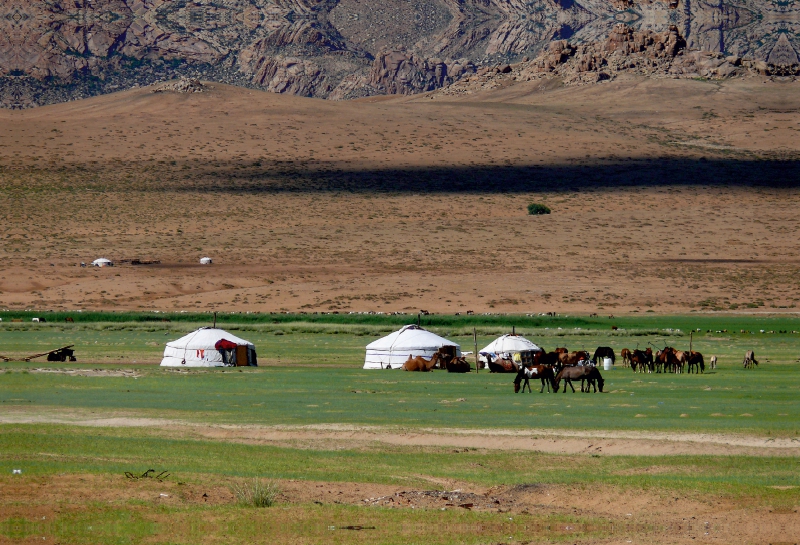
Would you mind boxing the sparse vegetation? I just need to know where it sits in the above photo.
[231,479,280,507]
[527,203,551,215]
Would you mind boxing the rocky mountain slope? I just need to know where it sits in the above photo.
[0,0,797,107]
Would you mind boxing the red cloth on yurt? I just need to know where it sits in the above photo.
[214,339,238,350]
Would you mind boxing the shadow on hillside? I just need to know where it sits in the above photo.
[190,158,800,193]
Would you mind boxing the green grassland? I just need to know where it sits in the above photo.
[2,316,799,544]
[2,362,799,434]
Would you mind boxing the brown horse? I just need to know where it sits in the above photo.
[402,352,440,372]
[620,348,632,368]
[554,366,604,393]
[630,349,653,373]
[514,364,556,393]
[686,351,704,374]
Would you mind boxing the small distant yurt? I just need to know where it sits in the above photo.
[479,334,542,366]
[91,258,113,267]
[161,327,257,367]
[364,325,461,369]
[199,257,213,265]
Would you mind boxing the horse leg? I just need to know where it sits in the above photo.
[567,379,575,393]
[524,379,531,393]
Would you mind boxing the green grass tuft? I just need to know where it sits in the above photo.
[230,479,280,507]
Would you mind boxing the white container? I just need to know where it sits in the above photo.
[603,357,613,370]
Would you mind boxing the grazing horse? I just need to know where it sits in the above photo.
[65,317,74,323]
[592,347,615,365]
[514,365,556,393]
[743,350,758,369]
[686,351,705,374]
[710,355,717,370]
[402,352,440,372]
[620,348,632,368]
[554,366,604,393]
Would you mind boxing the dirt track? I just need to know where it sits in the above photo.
[4,412,799,457]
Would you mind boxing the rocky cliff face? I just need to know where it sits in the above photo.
[0,0,796,107]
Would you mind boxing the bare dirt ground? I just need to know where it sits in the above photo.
[1,471,797,544]
[2,76,799,314]
[3,411,799,457]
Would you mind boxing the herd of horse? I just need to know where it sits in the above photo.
[399,344,758,394]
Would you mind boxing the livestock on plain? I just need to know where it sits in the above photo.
[743,350,758,369]
[513,364,556,393]
[554,366,604,393]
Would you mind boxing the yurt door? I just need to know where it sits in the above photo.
[236,345,249,366]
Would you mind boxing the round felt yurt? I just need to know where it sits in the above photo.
[161,327,257,367]
[91,258,113,267]
[364,325,460,369]
[479,334,542,366]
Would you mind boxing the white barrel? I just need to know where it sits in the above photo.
[603,357,613,370]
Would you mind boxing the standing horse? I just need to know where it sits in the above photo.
[592,347,615,365]
[620,348,632,368]
[630,349,653,373]
[710,355,717,370]
[514,365,556,393]
[686,351,704,374]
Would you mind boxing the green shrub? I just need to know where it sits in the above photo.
[231,479,280,507]
[527,203,551,215]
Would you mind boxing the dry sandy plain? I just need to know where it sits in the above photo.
[2,75,800,314]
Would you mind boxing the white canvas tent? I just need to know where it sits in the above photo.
[161,327,257,367]
[364,325,460,369]
[199,257,213,265]
[91,258,113,267]
[479,334,541,365]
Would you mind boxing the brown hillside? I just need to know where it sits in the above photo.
[1,76,799,314]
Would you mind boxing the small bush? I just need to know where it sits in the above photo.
[231,479,280,507]
[527,203,551,215]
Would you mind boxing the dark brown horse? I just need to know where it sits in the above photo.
[686,351,704,374]
[592,347,615,365]
[630,349,653,373]
[554,366,604,393]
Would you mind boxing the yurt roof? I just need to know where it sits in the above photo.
[91,258,112,265]
[166,327,254,350]
[366,325,459,351]
[480,334,541,355]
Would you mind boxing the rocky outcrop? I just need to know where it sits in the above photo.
[434,24,795,98]
[240,53,330,96]
[0,0,796,106]
[367,50,475,95]
[152,76,206,93]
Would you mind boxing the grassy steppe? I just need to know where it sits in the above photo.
[2,317,799,544]
[2,358,799,435]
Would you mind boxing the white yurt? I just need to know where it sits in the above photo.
[91,258,113,267]
[199,257,213,265]
[479,334,542,365]
[364,324,461,369]
[161,327,257,367]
